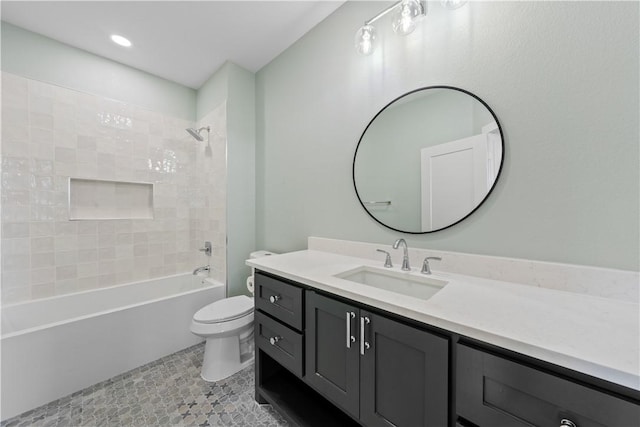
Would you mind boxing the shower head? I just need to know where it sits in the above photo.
[186,126,210,141]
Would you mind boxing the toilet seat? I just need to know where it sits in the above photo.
[193,295,253,324]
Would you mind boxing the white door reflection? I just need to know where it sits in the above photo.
[420,122,500,231]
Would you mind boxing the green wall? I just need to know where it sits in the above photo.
[198,62,256,297]
[255,1,640,271]
[1,22,196,120]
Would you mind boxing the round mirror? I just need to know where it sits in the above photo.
[353,86,504,233]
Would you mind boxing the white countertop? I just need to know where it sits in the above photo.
[247,250,640,391]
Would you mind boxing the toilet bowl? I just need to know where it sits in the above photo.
[190,295,254,382]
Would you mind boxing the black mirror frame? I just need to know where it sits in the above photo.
[352,85,505,234]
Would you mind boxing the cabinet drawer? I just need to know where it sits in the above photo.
[255,272,304,330]
[456,344,640,427]
[255,311,304,377]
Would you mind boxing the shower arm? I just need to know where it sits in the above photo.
[186,126,211,142]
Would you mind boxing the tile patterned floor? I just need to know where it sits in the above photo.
[1,343,288,427]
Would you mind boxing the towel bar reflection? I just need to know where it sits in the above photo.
[363,201,391,206]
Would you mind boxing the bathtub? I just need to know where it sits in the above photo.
[1,274,224,420]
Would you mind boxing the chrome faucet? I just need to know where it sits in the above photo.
[192,265,210,275]
[421,256,441,275]
[392,238,411,271]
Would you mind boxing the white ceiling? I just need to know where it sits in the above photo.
[1,1,345,89]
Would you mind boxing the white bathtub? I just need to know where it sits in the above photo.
[1,273,224,420]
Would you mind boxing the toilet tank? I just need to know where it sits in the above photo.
[250,250,277,259]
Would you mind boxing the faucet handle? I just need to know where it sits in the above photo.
[376,249,393,268]
[199,241,212,256]
[421,256,441,274]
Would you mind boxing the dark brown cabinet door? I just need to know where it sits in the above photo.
[360,311,449,427]
[305,291,360,419]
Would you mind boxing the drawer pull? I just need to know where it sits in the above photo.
[269,295,281,303]
[269,336,282,346]
[360,316,370,355]
[346,311,356,348]
[560,420,577,427]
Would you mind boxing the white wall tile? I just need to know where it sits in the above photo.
[31,252,55,268]
[77,249,97,263]
[2,72,227,303]
[3,222,30,238]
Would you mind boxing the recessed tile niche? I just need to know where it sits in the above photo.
[69,178,154,220]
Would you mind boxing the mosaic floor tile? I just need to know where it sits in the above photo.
[1,344,288,427]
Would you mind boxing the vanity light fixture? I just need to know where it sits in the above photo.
[355,0,426,55]
[355,24,377,56]
[392,0,424,36]
[355,0,469,55]
[110,34,132,47]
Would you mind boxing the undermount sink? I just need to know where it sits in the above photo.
[334,266,448,301]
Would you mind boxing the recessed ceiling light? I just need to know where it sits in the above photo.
[110,34,132,47]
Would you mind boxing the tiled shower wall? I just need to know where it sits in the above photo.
[1,72,227,304]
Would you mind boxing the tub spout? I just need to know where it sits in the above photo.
[192,265,210,275]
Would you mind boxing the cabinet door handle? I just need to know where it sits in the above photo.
[269,295,281,304]
[560,420,577,427]
[360,316,370,355]
[346,311,356,348]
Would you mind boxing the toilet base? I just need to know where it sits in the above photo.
[200,334,254,382]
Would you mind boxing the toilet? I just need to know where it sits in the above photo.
[190,295,254,381]
[190,250,275,382]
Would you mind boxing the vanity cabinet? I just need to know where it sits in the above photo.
[306,291,449,427]
[254,269,639,427]
[456,344,640,427]
[254,272,360,426]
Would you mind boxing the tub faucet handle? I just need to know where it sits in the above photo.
[199,241,212,256]
[376,249,393,268]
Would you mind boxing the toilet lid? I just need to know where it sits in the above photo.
[194,295,254,324]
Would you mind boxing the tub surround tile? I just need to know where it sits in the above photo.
[2,254,31,271]
[30,283,56,299]
[1,72,227,305]
[2,238,30,255]
[3,223,30,238]
[30,268,54,286]
[30,253,54,268]
[30,237,54,253]
[2,271,31,288]
[308,237,639,302]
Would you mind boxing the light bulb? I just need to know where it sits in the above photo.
[110,34,132,47]
[392,0,423,36]
[355,25,376,55]
[441,0,467,10]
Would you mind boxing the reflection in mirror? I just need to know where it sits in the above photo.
[353,87,503,233]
